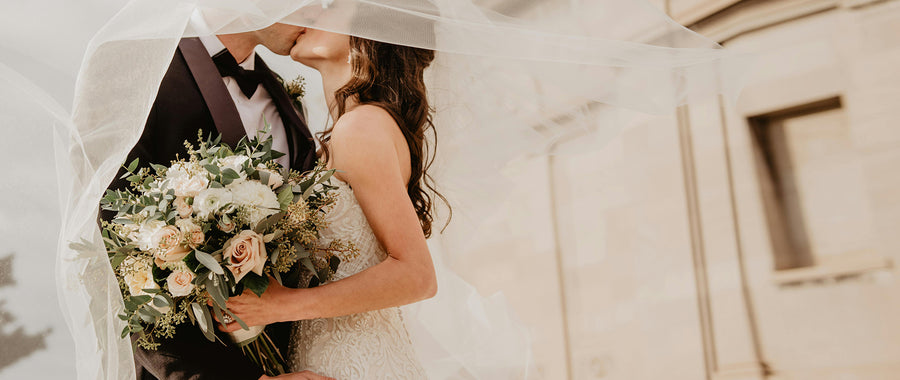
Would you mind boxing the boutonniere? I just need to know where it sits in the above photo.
[279,75,307,113]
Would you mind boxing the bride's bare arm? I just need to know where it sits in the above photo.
[221,105,437,327]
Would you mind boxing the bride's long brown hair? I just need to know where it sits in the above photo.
[318,36,448,238]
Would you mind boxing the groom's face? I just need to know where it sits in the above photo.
[255,23,305,56]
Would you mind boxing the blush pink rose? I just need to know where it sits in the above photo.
[152,225,192,267]
[176,219,205,247]
[174,196,193,219]
[166,270,196,297]
[222,230,267,282]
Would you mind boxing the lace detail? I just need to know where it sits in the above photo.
[287,178,427,379]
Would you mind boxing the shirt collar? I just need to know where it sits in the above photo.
[197,34,256,71]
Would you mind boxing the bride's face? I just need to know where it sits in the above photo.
[290,28,350,69]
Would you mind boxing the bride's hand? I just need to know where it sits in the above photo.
[215,277,293,331]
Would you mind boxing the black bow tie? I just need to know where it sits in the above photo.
[212,49,262,99]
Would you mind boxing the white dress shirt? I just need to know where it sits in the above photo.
[198,35,291,169]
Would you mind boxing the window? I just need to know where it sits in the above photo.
[749,97,885,278]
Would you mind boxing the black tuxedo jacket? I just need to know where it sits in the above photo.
[103,38,316,380]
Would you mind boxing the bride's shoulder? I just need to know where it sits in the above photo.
[333,105,397,136]
[331,104,403,149]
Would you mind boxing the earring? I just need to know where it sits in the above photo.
[347,52,352,65]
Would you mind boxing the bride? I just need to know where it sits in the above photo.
[218,26,442,379]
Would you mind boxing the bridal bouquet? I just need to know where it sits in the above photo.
[88,131,354,375]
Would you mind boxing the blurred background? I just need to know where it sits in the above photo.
[2,0,900,379]
[443,0,900,379]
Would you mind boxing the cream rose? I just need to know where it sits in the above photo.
[175,219,205,247]
[166,269,196,297]
[123,259,158,296]
[174,196,192,219]
[222,230,267,282]
[152,225,192,267]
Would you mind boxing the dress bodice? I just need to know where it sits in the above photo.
[287,177,427,379]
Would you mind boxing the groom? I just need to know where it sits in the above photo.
[103,23,330,380]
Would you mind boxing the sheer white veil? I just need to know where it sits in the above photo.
[0,0,743,378]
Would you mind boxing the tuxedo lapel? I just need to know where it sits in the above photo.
[178,38,245,147]
[255,56,317,172]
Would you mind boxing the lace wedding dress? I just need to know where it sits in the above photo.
[286,177,427,379]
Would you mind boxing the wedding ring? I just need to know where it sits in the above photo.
[222,314,234,324]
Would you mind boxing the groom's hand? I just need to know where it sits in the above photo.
[260,370,336,380]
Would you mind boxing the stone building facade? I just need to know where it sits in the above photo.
[448,0,900,379]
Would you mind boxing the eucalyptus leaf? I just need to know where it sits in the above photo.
[143,305,163,318]
[194,250,225,275]
[203,164,221,175]
[253,211,285,233]
[277,186,293,210]
[191,302,216,342]
[300,257,316,274]
[206,276,227,308]
[210,302,226,329]
[242,273,269,297]
[150,163,167,174]
[222,168,240,180]
[152,295,170,308]
[126,158,139,173]
[302,170,334,200]
[137,308,156,324]
[222,308,249,331]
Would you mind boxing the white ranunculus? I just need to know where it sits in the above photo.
[194,188,233,219]
[132,219,166,251]
[219,155,250,179]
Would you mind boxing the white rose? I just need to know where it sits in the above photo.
[132,220,166,251]
[194,188,233,219]
[228,179,280,209]
[123,258,158,296]
[171,175,209,198]
[166,269,196,297]
[219,156,250,179]
[222,230,267,283]
[166,163,210,197]
[165,163,190,182]
[228,179,281,225]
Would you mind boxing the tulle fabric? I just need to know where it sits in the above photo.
[0,0,741,378]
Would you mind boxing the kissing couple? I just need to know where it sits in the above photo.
[105,16,442,380]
